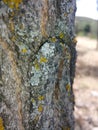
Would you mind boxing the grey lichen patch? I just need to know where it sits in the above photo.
[54,20,68,35]
[14,24,41,45]
[30,42,55,86]
[29,40,74,129]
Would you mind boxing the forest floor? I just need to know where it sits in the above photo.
[74,37,98,130]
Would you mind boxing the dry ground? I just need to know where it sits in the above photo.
[74,37,98,130]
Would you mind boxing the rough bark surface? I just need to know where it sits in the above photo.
[0,0,77,130]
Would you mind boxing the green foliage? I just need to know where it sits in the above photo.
[84,24,91,33]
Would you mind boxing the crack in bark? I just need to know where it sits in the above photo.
[54,59,64,100]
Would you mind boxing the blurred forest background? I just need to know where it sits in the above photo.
[75,16,98,39]
[74,8,98,130]
[74,1,98,129]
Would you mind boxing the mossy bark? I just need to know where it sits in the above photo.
[0,0,77,130]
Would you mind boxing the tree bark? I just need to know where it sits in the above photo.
[0,0,77,130]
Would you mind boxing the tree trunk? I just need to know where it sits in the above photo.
[0,0,77,130]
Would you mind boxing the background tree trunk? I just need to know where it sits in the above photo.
[0,0,77,130]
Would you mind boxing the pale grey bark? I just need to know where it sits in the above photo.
[0,0,77,130]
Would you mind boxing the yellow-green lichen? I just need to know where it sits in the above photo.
[50,37,57,43]
[21,48,27,53]
[31,98,35,103]
[0,117,4,130]
[9,22,15,32]
[3,0,22,8]
[72,37,77,44]
[62,127,70,130]
[40,57,48,63]
[38,104,43,112]
[34,63,40,70]
[59,32,64,39]
[38,95,44,101]
[66,84,71,92]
